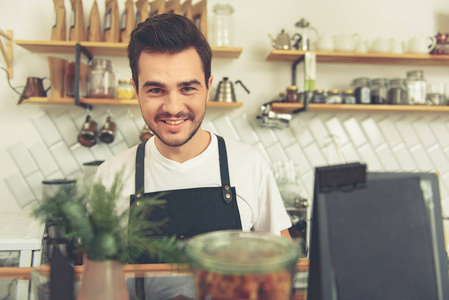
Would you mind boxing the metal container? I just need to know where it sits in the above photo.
[185,230,301,300]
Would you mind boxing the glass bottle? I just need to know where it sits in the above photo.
[406,70,427,105]
[88,59,116,98]
[351,77,371,104]
[212,3,234,47]
[371,78,389,104]
[285,86,299,103]
[388,78,409,105]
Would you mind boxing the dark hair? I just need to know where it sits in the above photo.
[128,14,212,92]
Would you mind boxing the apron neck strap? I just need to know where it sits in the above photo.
[134,135,232,203]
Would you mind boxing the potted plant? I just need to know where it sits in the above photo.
[33,173,182,300]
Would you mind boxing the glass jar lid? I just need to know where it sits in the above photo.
[342,89,354,94]
[185,230,300,274]
[213,3,234,14]
[389,78,406,86]
[371,78,388,86]
[91,58,112,69]
[118,79,132,84]
[314,89,324,94]
[328,89,340,94]
[351,77,371,87]
[287,85,298,91]
[406,70,424,79]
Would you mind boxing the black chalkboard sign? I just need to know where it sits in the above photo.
[307,165,449,300]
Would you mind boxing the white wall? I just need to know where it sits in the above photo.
[1,0,449,213]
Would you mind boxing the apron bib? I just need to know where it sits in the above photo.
[129,135,242,263]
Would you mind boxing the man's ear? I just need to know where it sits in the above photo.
[206,75,214,100]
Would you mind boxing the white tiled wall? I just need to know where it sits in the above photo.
[4,108,449,217]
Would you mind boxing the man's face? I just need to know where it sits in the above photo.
[133,48,213,148]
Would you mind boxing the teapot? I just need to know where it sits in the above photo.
[213,77,250,103]
[268,29,301,50]
[333,33,361,52]
[294,18,318,51]
[403,36,437,54]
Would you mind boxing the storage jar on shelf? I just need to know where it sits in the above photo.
[352,77,371,104]
[388,78,409,105]
[371,78,389,104]
[406,70,427,105]
[87,59,116,98]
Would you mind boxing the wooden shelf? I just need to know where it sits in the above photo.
[21,97,243,109]
[271,102,449,113]
[15,40,243,58]
[266,49,449,66]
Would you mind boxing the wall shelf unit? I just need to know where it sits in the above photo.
[271,102,449,114]
[16,40,243,58]
[266,49,449,66]
[21,97,243,109]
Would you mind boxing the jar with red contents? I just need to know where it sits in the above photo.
[185,230,301,300]
[285,85,299,103]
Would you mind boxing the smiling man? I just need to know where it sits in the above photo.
[96,14,291,257]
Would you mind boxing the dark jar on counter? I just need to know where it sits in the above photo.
[326,89,342,104]
[88,59,116,98]
[285,86,299,103]
[311,89,326,103]
[371,78,389,104]
[352,77,371,104]
[388,78,409,105]
[342,89,356,104]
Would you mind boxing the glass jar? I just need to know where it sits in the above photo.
[212,3,234,47]
[388,78,409,105]
[88,59,116,98]
[116,79,135,99]
[285,85,299,103]
[406,70,427,104]
[311,89,326,103]
[342,89,356,104]
[185,230,301,300]
[371,78,389,104]
[352,77,371,104]
[326,89,342,104]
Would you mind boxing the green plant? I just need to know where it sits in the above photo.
[33,173,182,264]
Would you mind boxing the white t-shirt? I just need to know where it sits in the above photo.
[95,133,291,235]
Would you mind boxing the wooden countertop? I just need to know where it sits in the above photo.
[0,259,309,299]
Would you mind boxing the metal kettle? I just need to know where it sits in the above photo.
[214,77,250,103]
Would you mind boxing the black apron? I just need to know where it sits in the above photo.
[129,135,242,263]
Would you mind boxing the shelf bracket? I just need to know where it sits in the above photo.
[290,54,310,114]
[75,43,93,109]
[0,29,13,79]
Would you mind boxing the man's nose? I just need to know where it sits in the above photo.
[163,92,184,115]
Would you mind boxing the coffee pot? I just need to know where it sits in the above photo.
[213,77,250,103]
[6,76,51,104]
[268,29,301,50]
[294,18,318,51]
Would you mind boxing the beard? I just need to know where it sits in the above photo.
[147,110,205,147]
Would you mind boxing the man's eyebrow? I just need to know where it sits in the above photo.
[177,80,202,88]
[142,81,166,89]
